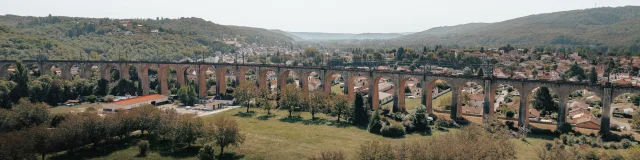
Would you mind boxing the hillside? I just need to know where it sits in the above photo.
[0,15,294,61]
[286,32,404,40]
[397,6,640,47]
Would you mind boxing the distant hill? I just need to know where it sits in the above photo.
[397,6,640,47]
[285,32,404,40]
[0,15,294,61]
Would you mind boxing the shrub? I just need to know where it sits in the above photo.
[402,116,415,133]
[356,140,394,160]
[505,121,516,130]
[367,111,383,134]
[444,105,451,110]
[435,118,458,128]
[610,124,621,131]
[138,140,149,157]
[308,150,346,160]
[198,145,215,160]
[608,152,624,160]
[505,110,515,118]
[380,124,406,138]
[578,149,599,160]
[104,95,115,102]
[428,113,438,122]
[621,139,633,149]
[86,95,97,103]
[556,122,573,134]
[530,127,556,136]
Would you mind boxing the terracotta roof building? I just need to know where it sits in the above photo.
[102,94,168,112]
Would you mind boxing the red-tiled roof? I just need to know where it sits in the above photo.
[109,94,167,106]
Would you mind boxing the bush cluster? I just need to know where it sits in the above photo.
[0,102,242,160]
[354,125,516,160]
[559,133,636,149]
[380,124,406,138]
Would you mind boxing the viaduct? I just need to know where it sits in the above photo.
[1,60,639,133]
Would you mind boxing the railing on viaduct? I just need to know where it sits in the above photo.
[1,60,639,133]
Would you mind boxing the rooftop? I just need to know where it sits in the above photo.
[108,94,167,106]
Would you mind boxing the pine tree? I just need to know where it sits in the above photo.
[353,93,369,126]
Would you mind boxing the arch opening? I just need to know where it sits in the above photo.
[526,87,560,131]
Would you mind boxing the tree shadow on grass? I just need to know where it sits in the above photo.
[302,118,330,125]
[328,121,351,128]
[156,145,200,158]
[218,152,245,160]
[234,111,256,118]
[49,137,140,160]
[279,116,303,123]
[257,114,276,121]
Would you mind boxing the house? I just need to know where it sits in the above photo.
[378,92,393,104]
[102,94,168,112]
[528,109,540,119]
[585,96,601,104]
[575,116,601,130]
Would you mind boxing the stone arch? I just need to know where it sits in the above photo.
[278,69,298,89]
[139,64,160,96]
[398,75,420,112]
[102,64,120,82]
[24,63,41,77]
[241,67,258,87]
[215,66,237,95]
[0,63,14,79]
[259,68,277,91]
[300,70,322,92]
[81,64,98,80]
[372,74,396,111]
[490,84,522,122]
[456,81,486,119]
[159,65,178,95]
[562,88,603,132]
[346,72,369,103]
[425,78,453,114]
[324,71,344,95]
[608,88,640,133]
[524,86,561,131]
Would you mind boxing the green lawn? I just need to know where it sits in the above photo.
[432,92,452,111]
[331,84,344,95]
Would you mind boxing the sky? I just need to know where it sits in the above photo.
[1,0,639,33]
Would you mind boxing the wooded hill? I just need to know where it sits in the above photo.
[396,6,640,48]
[0,15,294,61]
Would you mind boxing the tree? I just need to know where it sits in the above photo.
[353,93,369,126]
[463,67,473,76]
[232,83,257,113]
[531,87,557,117]
[0,80,16,109]
[198,145,216,160]
[110,79,136,96]
[589,67,598,84]
[95,79,109,96]
[480,47,485,53]
[174,114,204,147]
[331,94,350,122]
[396,47,405,60]
[13,99,51,130]
[256,87,273,115]
[177,85,198,106]
[128,104,162,137]
[532,69,538,79]
[279,84,302,117]
[9,61,29,104]
[477,68,484,78]
[203,116,245,157]
[568,63,586,81]
[305,91,325,119]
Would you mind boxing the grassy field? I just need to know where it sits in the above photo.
[331,84,344,95]
[49,103,103,114]
[59,107,626,160]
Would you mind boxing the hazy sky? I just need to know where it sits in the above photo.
[1,0,639,33]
